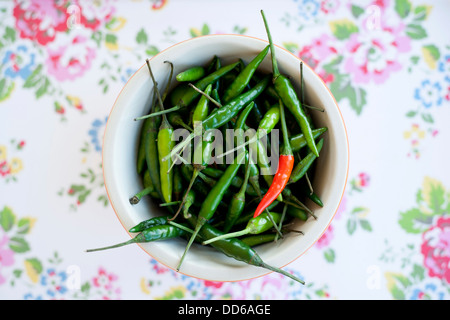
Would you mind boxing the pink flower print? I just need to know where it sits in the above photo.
[93,267,118,290]
[421,217,450,284]
[0,235,15,285]
[45,34,96,81]
[74,0,116,31]
[316,224,334,249]
[343,20,411,84]
[320,0,340,14]
[13,0,70,46]
[299,34,338,84]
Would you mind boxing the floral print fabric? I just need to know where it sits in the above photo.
[0,0,449,300]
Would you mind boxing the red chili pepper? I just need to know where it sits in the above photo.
[253,100,294,218]
[253,155,294,218]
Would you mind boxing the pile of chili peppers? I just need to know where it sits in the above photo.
[87,11,328,286]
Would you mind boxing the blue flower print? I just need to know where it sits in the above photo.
[414,79,443,108]
[2,45,36,80]
[121,67,137,84]
[40,268,68,298]
[88,116,108,152]
[409,282,446,300]
[294,0,320,21]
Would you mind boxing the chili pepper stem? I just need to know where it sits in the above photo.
[188,83,222,108]
[129,186,153,204]
[275,203,288,242]
[261,10,280,80]
[202,229,249,245]
[169,170,199,221]
[86,238,136,253]
[259,262,305,285]
[160,201,181,207]
[134,105,182,121]
[176,222,202,271]
[167,221,195,234]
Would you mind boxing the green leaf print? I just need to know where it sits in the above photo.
[395,0,412,18]
[406,24,427,40]
[398,208,432,234]
[413,5,432,22]
[422,177,446,214]
[0,206,15,232]
[386,272,410,300]
[136,28,148,44]
[9,236,30,253]
[329,19,358,40]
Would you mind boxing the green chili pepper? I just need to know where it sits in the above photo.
[203,210,282,245]
[169,88,216,221]
[288,127,327,152]
[202,167,258,197]
[289,138,324,184]
[131,169,160,202]
[176,61,239,108]
[144,85,163,201]
[176,66,205,82]
[192,84,212,126]
[168,111,193,131]
[261,10,319,157]
[176,149,246,271]
[146,60,175,204]
[182,189,195,219]
[128,215,170,233]
[173,165,183,201]
[222,45,270,104]
[202,75,270,131]
[241,233,278,247]
[86,224,188,252]
[136,103,154,174]
[129,186,155,205]
[234,200,280,226]
[185,214,305,285]
[286,205,308,221]
[223,153,252,233]
[258,105,280,135]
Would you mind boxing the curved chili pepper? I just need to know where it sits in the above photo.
[176,66,205,82]
[203,211,282,245]
[147,59,175,204]
[176,61,239,107]
[169,88,216,221]
[241,233,279,247]
[253,100,294,218]
[222,45,270,104]
[261,10,319,157]
[86,224,189,253]
[185,214,305,285]
[202,75,270,131]
[223,152,252,233]
[289,138,324,184]
[176,149,246,271]
[128,215,170,233]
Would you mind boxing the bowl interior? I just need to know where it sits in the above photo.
[103,34,349,282]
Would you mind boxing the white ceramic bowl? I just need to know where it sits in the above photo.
[103,34,349,282]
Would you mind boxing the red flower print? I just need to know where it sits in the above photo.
[73,0,116,31]
[204,280,224,288]
[45,34,96,81]
[421,217,450,284]
[13,0,70,46]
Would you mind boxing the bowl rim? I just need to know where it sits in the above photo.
[102,33,350,282]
